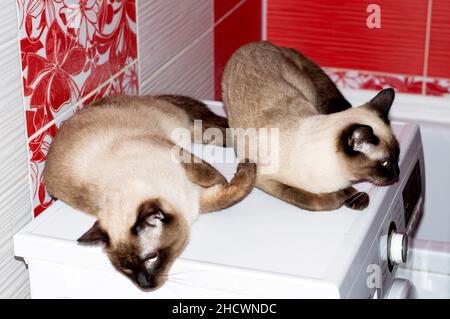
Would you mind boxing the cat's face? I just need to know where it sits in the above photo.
[78,199,189,290]
[339,89,400,186]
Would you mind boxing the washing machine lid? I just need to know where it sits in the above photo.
[182,121,418,280]
[14,121,419,286]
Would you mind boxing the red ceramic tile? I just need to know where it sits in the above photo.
[214,0,242,22]
[325,69,424,95]
[214,0,262,99]
[82,64,139,107]
[425,78,450,97]
[31,63,139,217]
[427,0,450,79]
[267,0,428,76]
[109,64,140,96]
[20,0,139,216]
[29,123,57,217]
[17,0,138,138]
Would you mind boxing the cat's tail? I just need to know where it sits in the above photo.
[199,159,257,213]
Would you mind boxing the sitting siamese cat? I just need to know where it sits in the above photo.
[44,95,256,290]
[222,41,400,211]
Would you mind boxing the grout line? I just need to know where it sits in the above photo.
[27,60,138,142]
[135,0,142,90]
[139,27,213,90]
[214,0,247,27]
[262,0,267,40]
[422,0,433,95]
[140,1,218,94]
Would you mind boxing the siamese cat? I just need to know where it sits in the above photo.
[222,41,400,211]
[44,95,256,290]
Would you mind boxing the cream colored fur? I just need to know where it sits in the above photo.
[277,107,393,193]
[45,97,201,246]
[222,41,396,195]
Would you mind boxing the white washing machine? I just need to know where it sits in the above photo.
[14,113,424,298]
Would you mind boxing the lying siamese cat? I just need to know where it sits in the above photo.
[222,41,400,211]
[44,95,256,290]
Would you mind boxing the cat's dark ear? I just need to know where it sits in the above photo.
[131,200,168,234]
[78,221,109,245]
[345,124,379,153]
[367,88,395,119]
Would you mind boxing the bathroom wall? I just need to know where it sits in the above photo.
[138,0,262,100]
[267,0,450,98]
[18,0,139,216]
[0,0,32,299]
[214,0,263,99]
[138,0,214,98]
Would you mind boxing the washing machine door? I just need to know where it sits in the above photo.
[385,279,412,299]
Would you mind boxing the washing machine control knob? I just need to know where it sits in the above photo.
[388,231,408,265]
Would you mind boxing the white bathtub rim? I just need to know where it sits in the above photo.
[342,88,450,126]
[206,89,450,126]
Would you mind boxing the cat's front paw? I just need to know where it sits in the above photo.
[344,192,369,210]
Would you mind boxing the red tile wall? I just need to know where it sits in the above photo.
[268,0,427,75]
[427,0,450,79]
[267,0,450,98]
[214,0,263,99]
[215,0,242,22]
